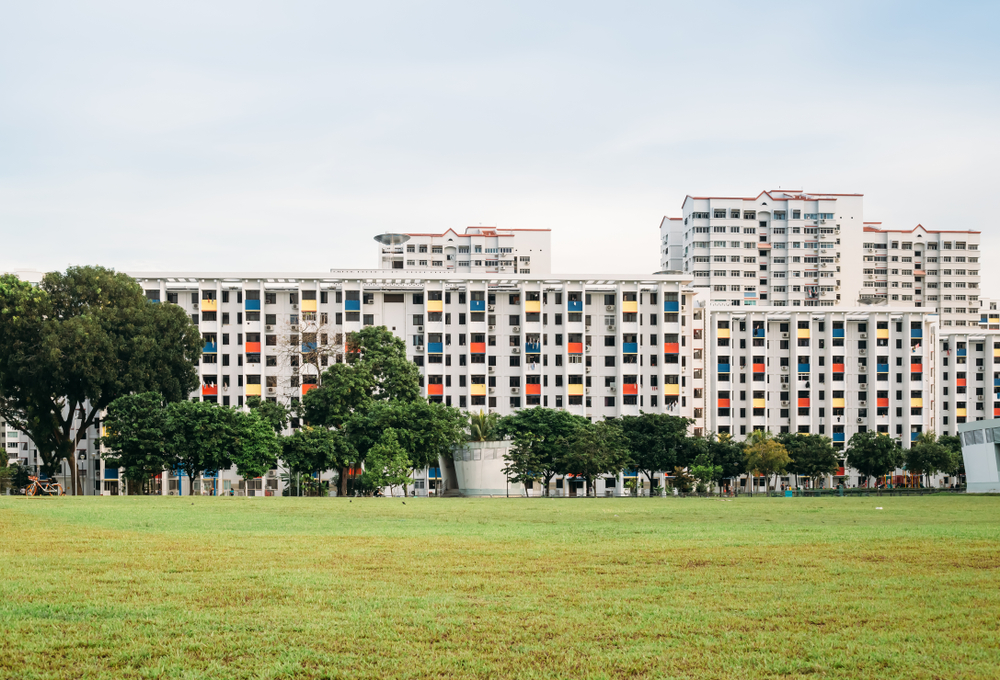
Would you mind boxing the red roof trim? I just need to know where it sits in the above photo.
[863,224,981,235]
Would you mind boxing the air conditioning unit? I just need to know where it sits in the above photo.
[860,349,867,355]
[609,386,616,393]
[292,304,298,310]
[511,387,519,395]
[781,333,789,339]
[512,326,520,333]
[606,305,615,312]
[607,325,616,331]
[781,401,789,407]
[859,333,867,339]
[585,345,592,353]
[488,325,496,331]
[781,365,788,371]
[292,367,299,374]
[488,305,495,312]
[585,388,591,395]
[978,395,985,401]
[585,367,591,373]
[365,299,374,305]
[512,347,520,354]
[585,325,592,331]
[168,490,177,496]
[266,325,274,331]
[417,326,424,332]
[857,417,864,423]
[290,325,299,332]
[488,366,495,373]
[267,387,276,394]
[489,387,495,394]
[859,400,867,407]
[414,346,424,353]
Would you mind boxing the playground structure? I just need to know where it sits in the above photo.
[25,476,65,496]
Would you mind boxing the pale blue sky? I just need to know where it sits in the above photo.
[2,1,999,290]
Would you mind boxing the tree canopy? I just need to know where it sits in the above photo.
[617,412,695,485]
[779,432,839,487]
[846,431,903,485]
[0,266,201,492]
[743,430,791,493]
[497,407,589,496]
[905,432,953,487]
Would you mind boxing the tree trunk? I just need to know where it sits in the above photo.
[340,466,348,497]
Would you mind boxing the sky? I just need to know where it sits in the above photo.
[2,1,999,289]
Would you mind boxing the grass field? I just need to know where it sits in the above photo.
[1,495,998,679]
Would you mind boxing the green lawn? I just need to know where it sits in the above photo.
[1,495,998,679]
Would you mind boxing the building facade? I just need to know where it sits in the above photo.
[376,227,551,275]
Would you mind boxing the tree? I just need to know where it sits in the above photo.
[703,432,744,491]
[496,407,588,496]
[846,431,903,487]
[905,432,952,488]
[689,453,724,494]
[938,435,964,481]
[101,392,171,494]
[670,466,695,493]
[468,410,500,442]
[228,410,280,488]
[743,430,791,494]
[618,412,694,491]
[560,420,630,497]
[359,429,411,496]
[303,326,424,495]
[0,461,31,494]
[0,267,201,494]
[247,397,289,435]
[501,432,544,496]
[779,433,839,488]
[164,400,235,495]
[281,426,353,478]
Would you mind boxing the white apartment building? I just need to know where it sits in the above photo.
[661,191,866,308]
[124,269,702,495]
[935,330,1000,439]
[376,227,551,275]
[859,223,981,327]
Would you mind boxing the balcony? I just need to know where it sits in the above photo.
[753,328,765,338]
[568,342,583,354]
[470,342,486,354]
[524,301,541,313]
[832,363,845,372]
[797,364,810,373]
[427,384,444,396]
[201,299,218,312]
[301,342,317,352]
[245,342,261,353]
[302,383,318,395]
[525,343,541,354]
[911,328,923,338]
[622,384,638,395]
[832,432,846,442]
[568,300,583,312]
[345,300,361,311]
[245,299,261,311]
[664,301,680,312]
[427,342,443,354]
[622,301,638,313]
[718,364,730,373]
[663,342,679,354]
[203,342,218,354]
[717,399,731,408]
[753,363,765,372]
[470,300,485,311]
[798,398,810,407]
[525,384,541,396]
[622,343,638,354]
[202,384,218,396]
[957,348,967,356]
[832,328,845,338]
[877,364,889,372]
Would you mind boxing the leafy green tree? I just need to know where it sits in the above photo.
[501,432,545,496]
[670,466,695,493]
[905,431,952,488]
[779,432,839,488]
[743,430,791,493]
[689,453,724,494]
[496,407,588,496]
[560,420,630,497]
[0,267,201,494]
[344,400,465,494]
[281,426,353,478]
[846,430,903,487]
[618,412,694,491]
[703,432,744,489]
[102,392,171,494]
[360,429,412,495]
[468,410,500,442]
[228,410,280,487]
[303,326,424,495]
[164,401,235,494]
[0,461,31,494]
[247,397,290,435]
[938,434,964,480]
